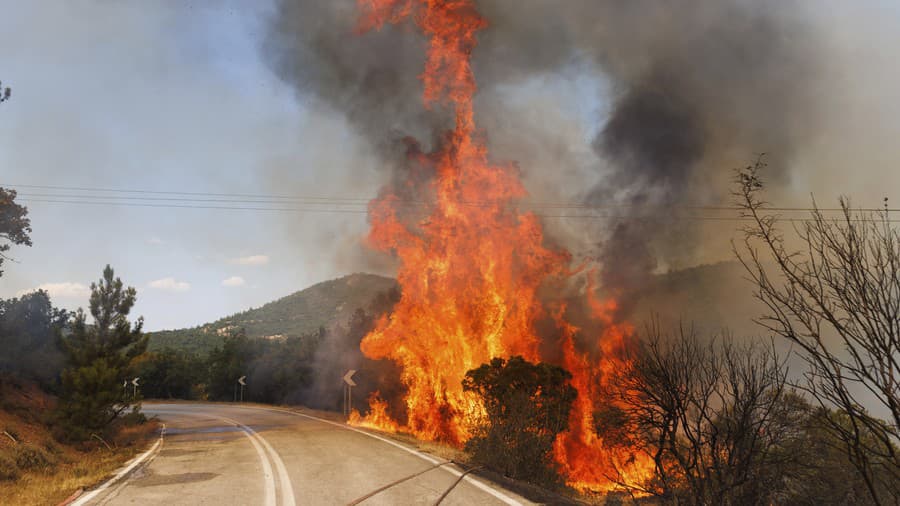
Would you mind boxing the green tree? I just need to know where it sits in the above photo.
[56,265,147,441]
[246,333,319,405]
[462,356,577,486]
[0,188,32,277]
[205,331,253,401]
[134,349,204,400]
[0,290,68,387]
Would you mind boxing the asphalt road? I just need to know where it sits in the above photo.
[84,403,536,506]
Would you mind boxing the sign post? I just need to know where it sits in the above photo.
[131,377,140,399]
[238,375,247,402]
[342,369,357,417]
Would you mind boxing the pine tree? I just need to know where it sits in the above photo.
[56,265,147,441]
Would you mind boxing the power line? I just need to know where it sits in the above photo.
[5,182,897,213]
[17,197,900,223]
[17,198,368,214]
[3,182,372,202]
[15,192,371,206]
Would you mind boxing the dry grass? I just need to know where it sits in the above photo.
[0,377,159,505]
[0,429,157,506]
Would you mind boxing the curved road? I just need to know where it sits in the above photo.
[85,403,535,506]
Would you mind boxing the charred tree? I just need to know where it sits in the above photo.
[604,323,796,505]
[734,159,900,504]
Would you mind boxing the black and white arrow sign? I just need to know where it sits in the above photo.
[238,375,247,386]
[131,377,140,387]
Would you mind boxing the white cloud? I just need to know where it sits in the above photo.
[17,282,91,299]
[221,276,245,287]
[231,254,269,266]
[148,277,191,292]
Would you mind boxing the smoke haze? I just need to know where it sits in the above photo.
[2,0,897,335]
[264,0,833,313]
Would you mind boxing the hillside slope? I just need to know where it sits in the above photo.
[625,261,764,337]
[148,273,397,355]
[0,375,157,504]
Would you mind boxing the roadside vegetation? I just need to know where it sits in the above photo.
[0,159,159,503]
[734,160,900,504]
[0,264,158,504]
[463,356,577,487]
[0,376,158,505]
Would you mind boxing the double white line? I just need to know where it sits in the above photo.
[220,416,296,506]
[241,405,524,506]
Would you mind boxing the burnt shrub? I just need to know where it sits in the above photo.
[462,356,577,487]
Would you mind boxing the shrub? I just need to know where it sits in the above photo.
[15,444,55,471]
[462,356,577,487]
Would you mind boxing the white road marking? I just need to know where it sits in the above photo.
[221,416,296,506]
[235,405,525,506]
[142,410,278,506]
[228,418,277,506]
[71,424,166,506]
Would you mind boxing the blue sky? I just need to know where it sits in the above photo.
[1,1,900,331]
[0,1,386,330]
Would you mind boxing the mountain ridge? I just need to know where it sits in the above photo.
[148,262,759,355]
[148,272,397,355]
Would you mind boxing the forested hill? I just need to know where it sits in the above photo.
[147,263,759,356]
[148,273,397,355]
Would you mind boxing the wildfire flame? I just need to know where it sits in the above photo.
[349,392,401,433]
[352,0,653,492]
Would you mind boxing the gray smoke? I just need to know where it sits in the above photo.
[265,1,445,157]
[575,0,821,307]
[264,0,825,315]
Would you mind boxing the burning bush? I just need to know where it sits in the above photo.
[462,356,577,487]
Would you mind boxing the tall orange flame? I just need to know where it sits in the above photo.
[354,0,653,491]
[552,278,655,491]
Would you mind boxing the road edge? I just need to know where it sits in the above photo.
[67,424,166,506]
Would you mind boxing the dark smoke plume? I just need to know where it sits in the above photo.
[264,0,824,315]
